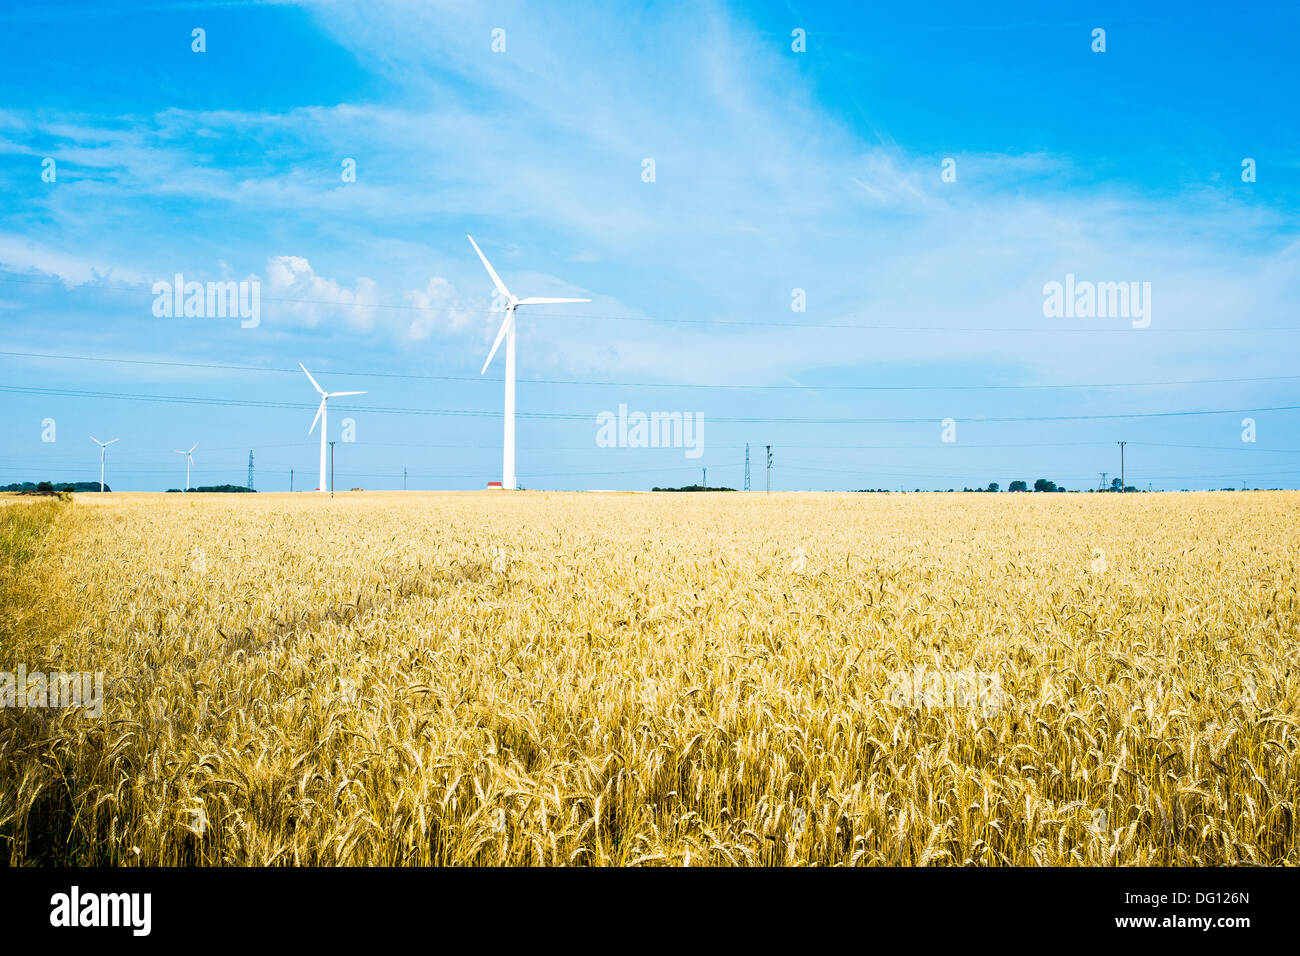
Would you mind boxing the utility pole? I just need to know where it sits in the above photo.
[403,467,407,491]
[744,444,751,491]
[1117,441,1126,492]
[290,468,294,493]
[247,450,254,491]
[329,441,336,498]
[702,467,707,488]
[765,445,772,494]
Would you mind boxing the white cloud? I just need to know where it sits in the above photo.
[265,255,379,332]
[0,0,1294,394]
[404,276,475,341]
[0,234,147,288]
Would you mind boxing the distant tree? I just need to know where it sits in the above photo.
[651,485,734,492]
[1033,478,1057,492]
[2,481,102,493]
[987,482,999,493]
[36,481,53,493]
[1008,480,1028,492]
[1110,477,1122,492]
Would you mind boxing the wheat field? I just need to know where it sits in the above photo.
[1,490,1297,865]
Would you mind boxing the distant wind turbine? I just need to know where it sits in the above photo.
[469,235,590,490]
[300,363,366,493]
[89,435,119,493]
[173,442,198,491]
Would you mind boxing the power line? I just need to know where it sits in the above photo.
[1133,440,1300,454]
[4,348,1300,393]
[10,437,1300,470]
[4,383,1299,425]
[779,463,1300,482]
[10,439,1300,458]
[0,461,735,480]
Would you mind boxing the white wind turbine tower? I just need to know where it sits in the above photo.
[469,235,590,490]
[173,442,198,491]
[89,435,119,493]
[300,363,366,492]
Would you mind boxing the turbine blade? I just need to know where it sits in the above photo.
[481,311,512,375]
[89,435,100,444]
[189,442,199,454]
[516,297,591,305]
[105,439,120,446]
[174,450,186,455]
[467,235,512,301]
[326,390,367,398]
[309,397,326,434]
[299,362,326,395]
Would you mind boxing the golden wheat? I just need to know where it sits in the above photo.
[1,490,1297,865]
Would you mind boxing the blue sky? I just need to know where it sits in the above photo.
[1,0,1297,491]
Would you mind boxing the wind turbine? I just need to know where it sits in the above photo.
[173,442,198,491]
[300,363,366,493]
[469,235,590,490]
[89,435,119,492]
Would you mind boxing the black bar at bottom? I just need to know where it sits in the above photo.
[0,865,1283,944]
